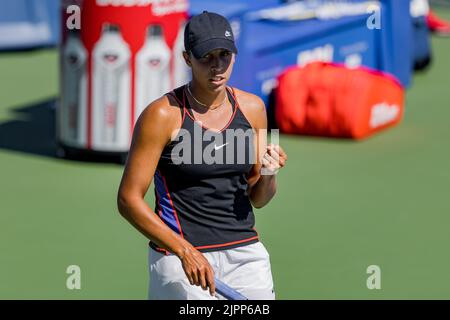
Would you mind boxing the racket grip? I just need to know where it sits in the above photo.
[214,277,248,300]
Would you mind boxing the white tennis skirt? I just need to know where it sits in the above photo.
[148,241,275,300]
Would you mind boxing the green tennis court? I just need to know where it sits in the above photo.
[1,8,450,300]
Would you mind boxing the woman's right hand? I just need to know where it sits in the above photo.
[177,244,216,296]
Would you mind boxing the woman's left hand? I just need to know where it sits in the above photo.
[261,144,287,175]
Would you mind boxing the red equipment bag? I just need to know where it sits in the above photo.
[274,62,405,139]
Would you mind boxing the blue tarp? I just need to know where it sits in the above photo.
[190,0,413,102]
[189,0,281,49]
[233,13,380,104]
[0,0,60,50]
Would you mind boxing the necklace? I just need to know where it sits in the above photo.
[186,83,227,110]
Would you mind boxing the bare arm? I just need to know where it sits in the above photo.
[117,96,215,295]
[117,97,186,255]
[235,91,287,208]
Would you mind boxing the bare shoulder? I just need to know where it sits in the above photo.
[135,94,183,139]
[231,87,267,129]
[232,87,266,113]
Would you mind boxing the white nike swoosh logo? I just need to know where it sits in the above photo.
[214,142,229,151]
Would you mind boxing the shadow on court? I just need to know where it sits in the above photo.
[0,98,125,164]
[0,98,57,157]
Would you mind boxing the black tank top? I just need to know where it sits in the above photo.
[150,85,259,254]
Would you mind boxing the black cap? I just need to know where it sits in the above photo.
[184,11,237,59]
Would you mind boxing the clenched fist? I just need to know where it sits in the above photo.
[261,144,287,175]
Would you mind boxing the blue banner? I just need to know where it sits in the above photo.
[0,0,60,50]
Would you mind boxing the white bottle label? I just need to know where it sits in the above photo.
[61,35,88,148]
[92,30,131,151]
[135,28,171,117]
[173,22,191,89]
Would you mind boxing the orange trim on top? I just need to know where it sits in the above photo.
[151,235,259,255]
[229,86,239,106]
[194,236,259,250]
[183,86,238,133]
[167,91,186,123]
[230,86,255,131]
[159,170,184,239]
[155,192,163,218]
[181,88,187,123]
[151,243,170,256]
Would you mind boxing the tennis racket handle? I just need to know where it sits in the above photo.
[214,277,248,300]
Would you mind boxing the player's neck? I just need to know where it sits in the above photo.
[188,81,227,109]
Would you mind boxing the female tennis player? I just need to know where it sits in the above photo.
[117,11,287,300]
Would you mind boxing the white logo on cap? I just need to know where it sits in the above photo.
[225,30,232,37]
